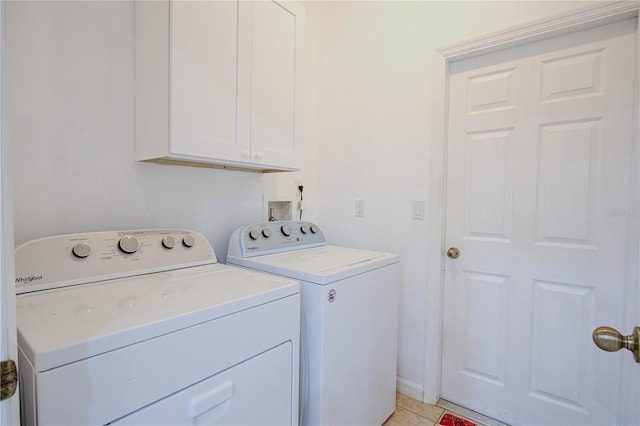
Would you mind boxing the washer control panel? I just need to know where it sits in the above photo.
[229,221,327,258]
[15,229,216,294]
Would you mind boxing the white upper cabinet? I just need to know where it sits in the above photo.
[135,1,304,172]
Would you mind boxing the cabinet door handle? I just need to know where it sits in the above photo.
[253,152,263,160]
[187,381,234,418]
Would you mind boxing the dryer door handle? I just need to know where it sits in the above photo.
[187,380,234,418]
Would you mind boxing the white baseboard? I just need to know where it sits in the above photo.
[396,377,424,401]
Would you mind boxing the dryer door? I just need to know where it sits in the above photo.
[112,342,293,425]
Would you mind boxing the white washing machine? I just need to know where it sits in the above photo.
[227,221,400,426]
[15,229,300,425]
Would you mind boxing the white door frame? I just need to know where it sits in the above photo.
[0,1,20,424]
[424,1,640,421]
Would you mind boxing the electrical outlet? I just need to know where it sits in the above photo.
[412,201,425,220]
[355,199,365,218]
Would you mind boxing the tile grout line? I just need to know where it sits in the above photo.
[394,393,492,426]
[395,402,443,424]
[396,405,440,423]
[408,407,437,425]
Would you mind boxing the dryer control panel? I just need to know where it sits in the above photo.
[15,230,216,294]
[228,221,327,258]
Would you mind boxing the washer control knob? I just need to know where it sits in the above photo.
[300,225,309,234]
[162,236,176,249]
[72,242,91,258]
[262,228,272,238]
[249,230,260,240]
[182,235,195,248]
[281,224,292,237]
[119,235,140,254]
[310,225,318,234]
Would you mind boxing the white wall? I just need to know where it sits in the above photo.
[312,0,597,397]
[4,1,320,262]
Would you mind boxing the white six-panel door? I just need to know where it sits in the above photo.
[442,18,637,425]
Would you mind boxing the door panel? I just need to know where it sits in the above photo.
[464,128,514,241]
[442,18,637,425]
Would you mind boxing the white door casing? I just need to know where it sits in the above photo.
[619,12,640,423]
[0,1,19,423]
[441,18,635,425]
[425,2,640,425]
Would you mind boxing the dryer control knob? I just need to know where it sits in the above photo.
[310,225,318,234]
[281,224,292,237]
[262,228,272,238]
[119,235,140,254]
[162,236,175,249]
[182,235,195,248]
[72,242,91,258]
[249,230,260,240]
[300,225,309,234]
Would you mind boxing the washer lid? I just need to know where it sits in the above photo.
[17,264,299,372]
[228,245,399,285]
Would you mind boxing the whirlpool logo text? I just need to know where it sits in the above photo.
[15,274,43,285]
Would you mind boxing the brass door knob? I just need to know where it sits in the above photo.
[592,326,639,363]
[446,247,460,259]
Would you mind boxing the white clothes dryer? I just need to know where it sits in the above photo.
[15,229,300,425]
[227,221,400,426]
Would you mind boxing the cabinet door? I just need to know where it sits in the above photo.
[170,1,250,162]
[249,1,304,169]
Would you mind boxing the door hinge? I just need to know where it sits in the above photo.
[0,360,17,401]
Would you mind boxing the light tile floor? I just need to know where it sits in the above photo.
[383,393,484,426]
